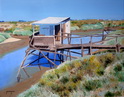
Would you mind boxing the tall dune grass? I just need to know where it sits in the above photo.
[18,53,124,97]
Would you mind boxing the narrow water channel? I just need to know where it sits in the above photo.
[0,33,103,90]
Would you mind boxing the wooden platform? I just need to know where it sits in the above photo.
[29,43,124,51]
[17,32,124,81]
[56,44,124,50]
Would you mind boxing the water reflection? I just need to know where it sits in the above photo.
[0,34,103,90]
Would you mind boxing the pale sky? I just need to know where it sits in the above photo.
[0,0,124,21]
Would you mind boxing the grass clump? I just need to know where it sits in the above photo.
[105,91,122,97]
[114,64,122,72]
[83,79,102,91]
[18,53,124,97]
[60,76,69,84]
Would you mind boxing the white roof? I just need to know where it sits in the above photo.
[32,17,70,25]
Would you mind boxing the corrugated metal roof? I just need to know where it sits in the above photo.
[32,17,70,25]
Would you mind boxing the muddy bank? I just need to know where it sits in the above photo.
[0,67,50,97]
[0,35,29,55]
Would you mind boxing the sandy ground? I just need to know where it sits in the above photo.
[0,35,29,55]
[0,38,21,44]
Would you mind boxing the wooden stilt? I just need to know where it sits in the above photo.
[22,68,30,78]
[38,52,41,70]
[89,36,92,55]
[40,51,57,68]
[21,54,44,68]
[116,44,121,52]
[115,36,118,45]
[102,30,105,41]
[54,49,57,65]
[17,50,31,81]
[57,53,63,63]
[68,49,71,61]
[81,39,84,57]
[66,49,68,61]
[47,53,52,69]
[60,50,64,62]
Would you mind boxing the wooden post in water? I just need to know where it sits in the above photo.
[68,49,71,61]
[115,36,121,52]
[116,44,121,52]
[38,52,41,70]
[22,68,30,78]
[88,35,92,55]
[115,36,118,45]
[67,34,69,44]
[67,34,72,60]
[81,39,84,57]
[54,49,57,68]
[61,50,64,62]
[102,30,105,41]
[69,34,71,44]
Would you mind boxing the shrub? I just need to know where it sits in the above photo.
[73,60,82,68]
[105,91,122,97]
[83,79,102,91]
[58,65,67,73]
[60,76,69,84]
[51,84,64,92]
[0,33,11,39]
[66,81,77,91]
[114,64,122,72]
[105,91,114,97]
[121,60,124,67]
[115,71,124,82]
[71,74,82,83]
[39,79,46,86]
[0,35,6,43]
[13,29,33,36]
[98,53,115,68]
[95,66,105,76]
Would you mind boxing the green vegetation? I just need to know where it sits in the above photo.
[0,21,33,36]
[104,30,124,45]
[18,53,124,97]
[0,35,6,43]
[0,33,11,43]
[71,19,124,31]
[81,23,104,30]
[13,28,33,36]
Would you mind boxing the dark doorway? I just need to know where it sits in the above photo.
[55,25,60,40]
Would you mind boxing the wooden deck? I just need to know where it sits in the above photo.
[56,44,124,50]
[30,44,124,50]
[17,32,124,81]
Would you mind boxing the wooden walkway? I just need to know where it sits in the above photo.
[55,44,124,50]
[17,31,124,82]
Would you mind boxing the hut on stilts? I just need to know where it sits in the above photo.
[17,17,72,81]
[17,17,124,82]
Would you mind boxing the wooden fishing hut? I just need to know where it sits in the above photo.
[17,17,124,81]
[17,17,71,81]
[32,17,70,44]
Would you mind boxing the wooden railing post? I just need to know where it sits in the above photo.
[81,39,84,57]
[115,36,118,45]
[88,35,92,55]
[67,34,69,44]
[116,44,121,52]
[61,32,63,44]
[102,30,105,41]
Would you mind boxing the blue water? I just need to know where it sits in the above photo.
[0,34,103,90]
[0,47,26,90]
[0,47,61,90]
[63,34,102,56]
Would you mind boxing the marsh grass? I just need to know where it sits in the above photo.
[18,53,124,97]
